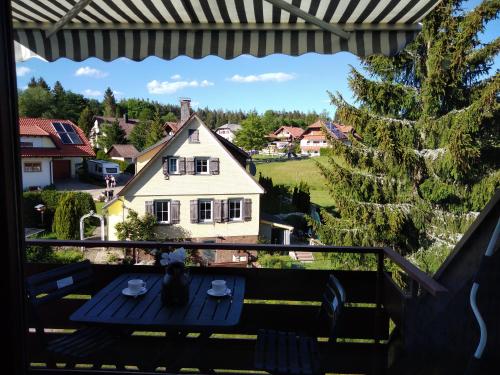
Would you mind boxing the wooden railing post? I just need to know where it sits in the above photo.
[374,250,385,374]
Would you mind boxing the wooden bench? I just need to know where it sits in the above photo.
[26,260,122,367]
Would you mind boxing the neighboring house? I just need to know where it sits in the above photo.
[106,144,139,164]
[164,121,179,136]
[300,120,361,156]
[267,126,304,151]
[104,112,264,245]
[19,118,95,190]
[90,114,139,150]
[215,123,242,143]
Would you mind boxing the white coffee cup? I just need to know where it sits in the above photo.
[211,280,227,295]
[128,279,146,293]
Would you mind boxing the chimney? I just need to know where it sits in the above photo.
[180,98,191,123]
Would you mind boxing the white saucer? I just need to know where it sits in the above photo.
[122,287,147,297]
[207,288,231,297]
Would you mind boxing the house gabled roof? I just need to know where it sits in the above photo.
[216,123,242,133]
[273,126,305,139]
[164,121,179,132]
[114,114,263,199]
[106,144,139,159]
[19,118,95,158]
[94,116,139,138]
[304,120,362,141]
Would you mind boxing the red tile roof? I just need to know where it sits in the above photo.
[273,126,305,139]
[107,144,139,159]
[19,118,95,158]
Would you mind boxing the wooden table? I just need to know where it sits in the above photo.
[70,273,245,331]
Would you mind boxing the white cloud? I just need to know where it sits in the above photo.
[82,89,102,97]
[228,72,296,83]
[170,74,182,80]
[75,66,108,78]
[147,79,214,94]
[113,90,124,97]
[16,66,31,77]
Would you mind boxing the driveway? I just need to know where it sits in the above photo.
[54,174,132,199]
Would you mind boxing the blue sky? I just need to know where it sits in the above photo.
[15,0,498,115]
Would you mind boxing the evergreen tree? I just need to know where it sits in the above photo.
[145,109,165,148]
[27,76,37,88]
[312,0,499,261]
[98,120,127,151]
[103,87,116,117]
[52,193,81,240]
[36,77,50,91]
[129,121,150,151]
[78,106,94,136]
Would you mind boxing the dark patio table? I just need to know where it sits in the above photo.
[70,273,245,330]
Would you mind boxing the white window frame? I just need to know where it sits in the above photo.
[195,158,210,175]
[154,200,170,224]
[169,157,179,174]
[24,162,42,172]
[228,199,243,221]
[198,199,213,222]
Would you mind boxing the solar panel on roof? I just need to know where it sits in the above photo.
[52,122,83,144]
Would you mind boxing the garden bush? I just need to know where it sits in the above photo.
[52,192,96,239]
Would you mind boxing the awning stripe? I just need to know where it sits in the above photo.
[14,28,418,60]
[12,0,441,60]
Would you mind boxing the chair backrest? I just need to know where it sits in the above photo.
[26,260,93,306]
[321,274,346,340]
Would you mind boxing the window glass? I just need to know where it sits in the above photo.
[195,158,209,174]
[199,200,212,222]
[24,162,42,172]
[229,199,242,220]
[155,201,169,223]
[169,158,178,173]
[106,168,118,173]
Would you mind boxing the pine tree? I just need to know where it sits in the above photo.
[145,109,165,148]
[103,87,116,117]
[313,0,499,263]
[78,106,94,136]
[98,120,127,151]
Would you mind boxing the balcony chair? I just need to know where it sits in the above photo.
[254,274,346,375]
[26,260,123,368]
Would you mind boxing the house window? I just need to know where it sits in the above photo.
[24,162,42,172]
[195,158,209,174]
[229,199,242,221]
[189,129,200,143]
[154,200,170,224]
[169,158,178,174]
[199,200,212,222]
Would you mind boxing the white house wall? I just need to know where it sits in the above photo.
[21,157,52,189]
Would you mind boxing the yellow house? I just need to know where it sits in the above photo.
[104,113,264,243]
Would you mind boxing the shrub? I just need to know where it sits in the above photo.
[52,249,85,264]
[258,254,304,269]
[52,192,96,240]
[53,193,81,239]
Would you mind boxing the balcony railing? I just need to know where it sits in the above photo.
[24,240,447,374]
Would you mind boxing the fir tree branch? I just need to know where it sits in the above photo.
[459,0,500,45]
[466,37,500,68]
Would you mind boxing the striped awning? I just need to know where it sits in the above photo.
[12,0,441,61]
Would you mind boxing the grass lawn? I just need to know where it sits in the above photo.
[254,156,334,208]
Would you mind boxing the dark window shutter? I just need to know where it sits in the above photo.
[214,200,222,223]
[186,158,195,175]
[210,158,220,175]
[243,198,252,221]
[162,157,169,179]
[222,200,229,222]
[190,200,199,223]
[145,201,154,216]
[171,200,180,224]
[189,129,199,143]
[179,157,186,174]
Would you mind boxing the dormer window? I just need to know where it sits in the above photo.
[188,129,200,143]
